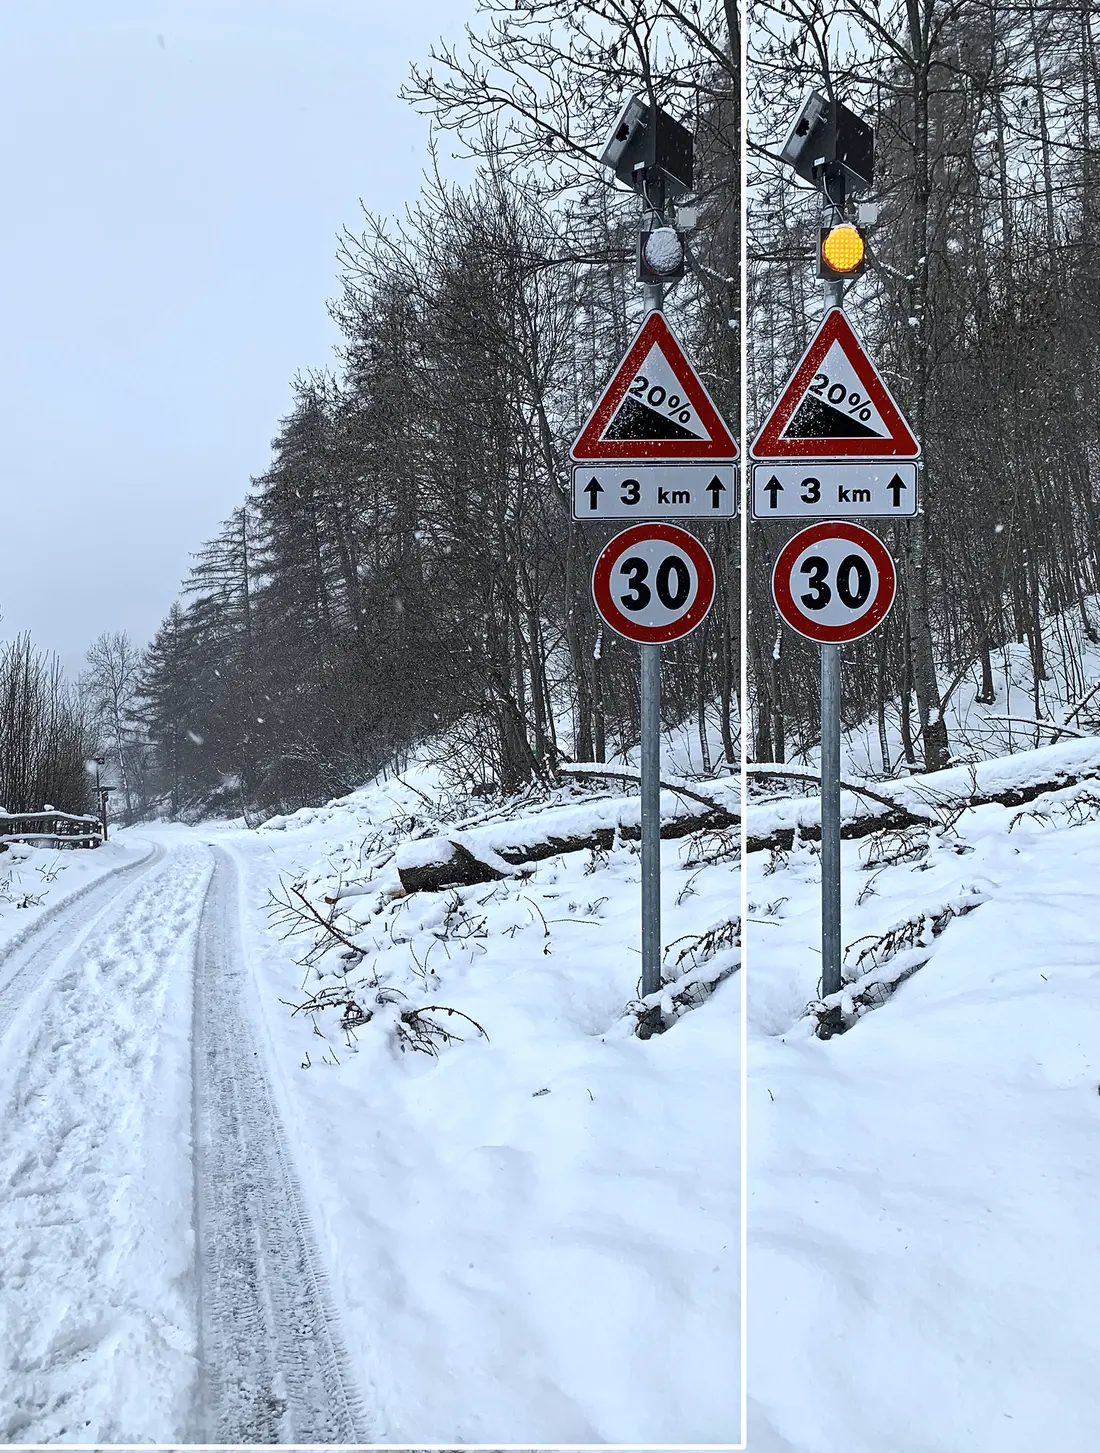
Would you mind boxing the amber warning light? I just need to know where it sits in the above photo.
[818,223,866,279]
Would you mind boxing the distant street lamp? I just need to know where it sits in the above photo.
[93,756,108,840]
[98,784,113,841]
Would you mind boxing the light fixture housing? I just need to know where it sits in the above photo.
[638,225,686,283]
[780,91,876,193]
[818,223,866,279]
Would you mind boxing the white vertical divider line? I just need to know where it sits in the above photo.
[738,0,750,1443]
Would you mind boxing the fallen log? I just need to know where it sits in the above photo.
[493,806,737,865]
[746,806,924,856]
[394,806,738,893]
[745,766,1100,855]
[393,759,1100,891]
[396,837,508,895]
[745,765,909,813]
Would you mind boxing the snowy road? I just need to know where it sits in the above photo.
[192,847,367,1441]
[0,838,368,1442]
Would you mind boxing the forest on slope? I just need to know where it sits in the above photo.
[118,1,740,820]
[747,0,1100,773]
[52,0,1100,825]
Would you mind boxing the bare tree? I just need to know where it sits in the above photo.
[747,0,1100,775]
[82,631,144,824]
[0,635,95,815]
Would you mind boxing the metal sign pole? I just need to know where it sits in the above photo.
[640,640,662,995]
[819,276,845,1001]
[640,272,665,998]
[762,94,890,1013]
[771,521,895,1001]
[589,111,726,1009]
[819,643,842,996]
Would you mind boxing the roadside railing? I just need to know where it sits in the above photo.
[0,809,104,848]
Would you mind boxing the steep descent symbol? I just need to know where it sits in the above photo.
[571,312,738,461]
[601,339,707,443]
[782,335,889,440]
[751,308,920,460]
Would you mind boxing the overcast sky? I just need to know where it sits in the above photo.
[0,0,470,679]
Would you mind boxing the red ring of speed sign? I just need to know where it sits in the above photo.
[772,521,896,644]
[592,523,716,644]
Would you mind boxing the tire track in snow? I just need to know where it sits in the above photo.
[0,842,209,1442]
[191,847,369,1442]
[0,841,165,1029]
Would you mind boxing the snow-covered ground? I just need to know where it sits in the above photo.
[0,834,152,959]
[228,767,741,1443]
[738,598,1100,1450]
[14,681,1100,1449]
[0,831,206,1439]
[746,752,1100,1452]
[0,768,740,1443]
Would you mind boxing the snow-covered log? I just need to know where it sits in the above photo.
[395,836,510,894]
[746,742,1100,855]
[394,807,738,893]
[392,742,1100,888]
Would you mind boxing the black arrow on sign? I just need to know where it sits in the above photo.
[887,473,907,508]
[583,476,604,510]
[707,475,726,509]
[764,474,783,509]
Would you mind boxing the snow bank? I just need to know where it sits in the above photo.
[227,792,741,1442]
[747,762,1100,1451]
[0,837,151,961]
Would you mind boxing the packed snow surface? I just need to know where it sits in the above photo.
[0,765,740,1443]
[239,767,741,1442]
[0,838,203,1439]
[747,765,1100,1452]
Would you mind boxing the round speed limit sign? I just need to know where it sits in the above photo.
[592,523,715,644]
[772,520,896,643]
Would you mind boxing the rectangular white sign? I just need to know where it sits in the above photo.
[750,461,919,519]
[571,463,737,520]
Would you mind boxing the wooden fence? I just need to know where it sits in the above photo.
[0,810,104,848]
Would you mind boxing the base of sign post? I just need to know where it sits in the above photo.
[820,643,842,1000]
[640,642,662,1000]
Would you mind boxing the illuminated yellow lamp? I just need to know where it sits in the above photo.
[821,223,866,274]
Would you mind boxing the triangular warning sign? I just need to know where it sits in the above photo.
[571,311,738,462]
[750,309,920,460]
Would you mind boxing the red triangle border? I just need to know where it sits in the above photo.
[750,309,921,460]
[571,311,738,462]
